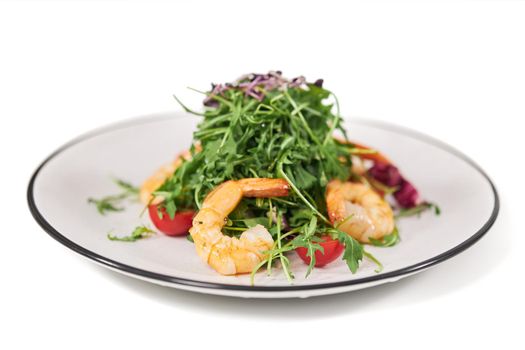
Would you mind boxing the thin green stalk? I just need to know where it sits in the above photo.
[276,212,294,283]
[270,197,301,207]
[222,226,247,231]
[250,258,269,286]
[335,214,354,229]
[173,94,206,116]
[283,90,321,146]
[277,160,330,224]
[364,250,383,273]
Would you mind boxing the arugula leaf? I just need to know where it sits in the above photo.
[107,225,156,242]
[275,211,294,282]
[369,226,400,247]
[363,250,383,273]
[88,178,139,215]
[293,164,318,190]
[292,236,323,277]
[113,178,139,195]
[87,195,125,215]
[364,176,398,196]
[395,202,441,219]
[242,217,269,228]
[335,230,364,273]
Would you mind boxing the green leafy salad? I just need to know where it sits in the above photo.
[90,71,438,282]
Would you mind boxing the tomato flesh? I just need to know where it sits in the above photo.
[295,236,345,267]
[148,204,194,236]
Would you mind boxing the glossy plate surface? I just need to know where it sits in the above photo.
[28,113,498,298]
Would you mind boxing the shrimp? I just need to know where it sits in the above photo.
[139,145,201,205]
[350,155,367,176]
[335,137,392,165]
[348,140,391,165]
[326,179,394,243]
[190,178,289,275]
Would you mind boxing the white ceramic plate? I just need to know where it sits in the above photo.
[28,113,498,298]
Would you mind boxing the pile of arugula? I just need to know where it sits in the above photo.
[155,71,378,281]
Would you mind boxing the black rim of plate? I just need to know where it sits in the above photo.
[27,114,500,293]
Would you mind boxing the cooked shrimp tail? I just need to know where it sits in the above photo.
[346,140,391,165]
[326,179,394,243]
[190,178,290,275]
[139,145,201,205]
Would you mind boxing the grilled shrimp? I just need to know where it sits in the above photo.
[335,137,392,165]
[326,179,394,243]
[139,146,201,205]
[190,178,289,275]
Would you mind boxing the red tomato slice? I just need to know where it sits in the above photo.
[295,235,345,267]
[148,204,194,237]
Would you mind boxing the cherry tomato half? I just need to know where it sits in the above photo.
[148,204,194,236]
[295,236,345,267]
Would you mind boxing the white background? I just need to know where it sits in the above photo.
[1,0,523,349]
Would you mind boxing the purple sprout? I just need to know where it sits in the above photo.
[289,76,306,88]
[203,71,321,106]
[203,83,228,107]
[281,215,290,232]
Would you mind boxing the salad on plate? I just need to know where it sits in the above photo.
[90,71,438,284]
